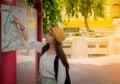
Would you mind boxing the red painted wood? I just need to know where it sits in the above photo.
[0,0,16,84]
[34,2,43,42]
[0,4,2,83]
[0,0,16,6]
[1,51,16,84]
[34,2,43,80]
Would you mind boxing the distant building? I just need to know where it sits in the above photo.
[63,0,120,36]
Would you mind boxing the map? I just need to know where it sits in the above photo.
[1,4,27,52]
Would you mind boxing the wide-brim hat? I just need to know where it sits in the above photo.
[48,26,67,45]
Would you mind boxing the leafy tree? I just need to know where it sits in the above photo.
[20,0,64,36]
[20,0,34,6]
[64,0,108,31]
[20,0,108,32]
[42,0,64,36]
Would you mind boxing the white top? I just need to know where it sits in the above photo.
[26,37,66,84]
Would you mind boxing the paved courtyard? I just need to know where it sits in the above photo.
[17,50,120,84]
[69,56,120,84]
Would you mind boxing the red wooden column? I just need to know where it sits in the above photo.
[1,51,16,84]
[34,1,43,41]
[0,1,16,84]
[0,4,2,83]
[34,1,43,79]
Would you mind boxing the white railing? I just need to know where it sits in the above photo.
[63,36,119,58]
[85,38,108,57]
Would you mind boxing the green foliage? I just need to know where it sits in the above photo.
[64,0,109,30]
[20,0,109,34]
[42,0,64,36]
[20,0,34,6]
[88,29,94,32]
[65,0,108,19]
[75,33,82,36]
[20,0,64,36]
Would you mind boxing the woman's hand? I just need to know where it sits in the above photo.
[12,14,29,41]
[12,14,24,27]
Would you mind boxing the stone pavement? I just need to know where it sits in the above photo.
[17,50,120,84]
[17,50,36,84]
[68,56,120,84]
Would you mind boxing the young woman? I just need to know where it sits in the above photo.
[12,14,70,84]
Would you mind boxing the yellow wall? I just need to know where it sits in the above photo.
[64,19,114,28]
[63,0,119,28]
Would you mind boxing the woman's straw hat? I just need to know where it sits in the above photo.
[48,26,67,45]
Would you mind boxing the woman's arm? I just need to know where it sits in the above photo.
[12,14,45,53]
[12,14,29,41]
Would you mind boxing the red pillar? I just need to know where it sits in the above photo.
[0,1,17,84]
[1,52,16,84]
[34,1,43,79]
[0,4,2,83]
[34,2,43,42]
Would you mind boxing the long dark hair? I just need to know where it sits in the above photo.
[41,42,69,70]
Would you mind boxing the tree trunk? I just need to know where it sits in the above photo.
[84,16,90,31]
